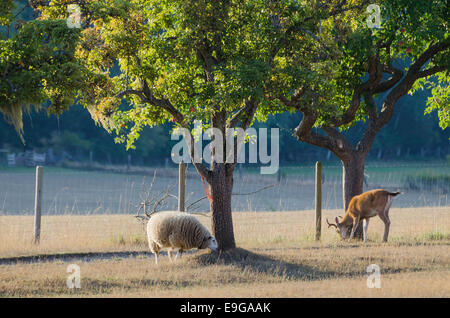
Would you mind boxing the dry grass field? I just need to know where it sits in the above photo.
[0,207,449,297]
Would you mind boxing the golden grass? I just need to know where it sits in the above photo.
[0,207,449,297]
[1,207,448,257]
[0,245,448,297]
[0,214,148,258]
[147,271,450,298]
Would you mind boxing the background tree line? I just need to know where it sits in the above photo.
[1,88,448,166]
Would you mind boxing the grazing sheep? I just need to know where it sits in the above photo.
[147,211,218,264]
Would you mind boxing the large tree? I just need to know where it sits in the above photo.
[0,0,84,141]
[268,0,449,222]
[37,0,272,250]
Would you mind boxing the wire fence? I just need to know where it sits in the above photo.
[0,162,448,258]
[0,162,448,216]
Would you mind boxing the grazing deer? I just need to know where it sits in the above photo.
[327,189,401,242]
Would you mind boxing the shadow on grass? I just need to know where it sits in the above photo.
[0,251,153,266]
[192,247,421,282]
[191,247,341,281]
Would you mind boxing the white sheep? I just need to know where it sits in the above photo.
[146,211,218,264]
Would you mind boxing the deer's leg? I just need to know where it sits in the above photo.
[168,249,174,263]
[349,215,361,241]
[381,215,391,242]
[380,215,390,242]
[379,196,392,242]
[378,212,391,242]
[363,219,370,243]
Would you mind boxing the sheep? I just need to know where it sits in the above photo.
[146,211,218,264]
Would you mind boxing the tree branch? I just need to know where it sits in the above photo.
[277,87,307,110]
[377,39,450,128]
[141,80,184,123]
[294,112,334,152]
[356,94,379,153]
[408,40,450,81]
[227,99,258,131]
[115,89,146,101]
[372,65,404,94]
[322,126,354,153]
[180,127,212,183]
[417,65,446,78]
[328,55,381,127]
[227,101,251,128]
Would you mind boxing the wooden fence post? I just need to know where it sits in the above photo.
[127,154,131,172]
[178,162,186,212]
[315,161,322,241]
[34,166,44,244]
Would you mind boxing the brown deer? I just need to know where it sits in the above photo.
[327,189,401,242]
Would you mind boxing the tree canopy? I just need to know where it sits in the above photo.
[267,0,449,142]
[0,0,85,140]
[38,1,267,137]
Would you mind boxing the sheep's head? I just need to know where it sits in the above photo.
[199,235,218,251]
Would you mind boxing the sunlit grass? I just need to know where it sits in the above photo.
[1,207,449,258]
[0,207,448,297]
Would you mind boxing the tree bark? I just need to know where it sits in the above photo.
[209,163,236,250]
[341,152,365,239]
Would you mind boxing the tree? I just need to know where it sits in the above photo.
[35,0,271,250]
[268,0,449,226]
[0,0,85,141]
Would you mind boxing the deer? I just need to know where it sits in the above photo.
[326,189,401,242]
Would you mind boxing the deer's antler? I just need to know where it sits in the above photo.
[326,218,337,228]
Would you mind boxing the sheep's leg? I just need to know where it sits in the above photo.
[175,248,184,260]
[149,241,160,265]
[168,234,180,262]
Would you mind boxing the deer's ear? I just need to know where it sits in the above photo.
[335,217,339,224]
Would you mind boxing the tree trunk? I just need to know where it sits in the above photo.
[209,164,236,250]
[342,153,365,239]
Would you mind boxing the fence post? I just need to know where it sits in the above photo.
[178,162,186,212]
[127,154,131,171]
[315,161,322,241]
[34,166,44,244]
